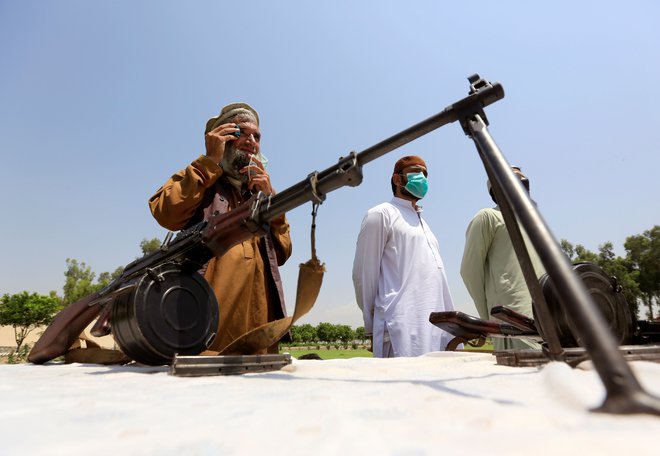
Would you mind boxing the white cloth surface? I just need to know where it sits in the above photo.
[352,197,456,357]
[3,353,660,455]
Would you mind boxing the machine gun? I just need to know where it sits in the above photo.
[29,74,505,367]
[430,261,660,356]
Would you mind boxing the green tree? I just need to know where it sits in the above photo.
[140,237,162,256]
[297,323,317,344]
[561,240,599,264]
[316,322,338,344]
[288,324,318,345]
[559,239,574,259]
[624,226,660,319]
[336,324,355,346]
[0,292,61,351]
[61,237,158,305]
[62,259,124,305]
[97,266,125,289]
[62,258,98,305]
[289,325,302,344]
[355,326,366,344]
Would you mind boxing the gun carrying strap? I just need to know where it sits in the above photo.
[217,203,326,355]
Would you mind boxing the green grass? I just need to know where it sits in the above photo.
[461,342,494,351]
[282,348,373,360]
[281,341,494,360]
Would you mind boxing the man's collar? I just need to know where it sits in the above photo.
[225,175,245,191]
[391,196,422,212]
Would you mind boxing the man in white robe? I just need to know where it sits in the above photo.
[352,156,456,358]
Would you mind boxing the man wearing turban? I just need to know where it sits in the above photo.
[149,103,292,354]
[352,156,456,357]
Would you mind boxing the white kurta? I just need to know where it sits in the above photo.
[352,197,456,357]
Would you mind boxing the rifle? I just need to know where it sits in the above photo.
[29,74,505,366]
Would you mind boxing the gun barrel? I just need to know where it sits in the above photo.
[256,76,504,224]
[357,80,504,166]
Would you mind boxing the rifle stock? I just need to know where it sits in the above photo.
[28,292,103,364]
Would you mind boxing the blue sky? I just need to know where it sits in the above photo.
[1,1,659,328]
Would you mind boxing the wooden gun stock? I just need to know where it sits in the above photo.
[28,292,102,364]
[490,306,539,334]
[430,311,531,338]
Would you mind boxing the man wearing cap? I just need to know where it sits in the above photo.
[352,156,456,358]
[148,103,292,354]
[460,166,543,350]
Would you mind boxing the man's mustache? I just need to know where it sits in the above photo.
[232,150,251,171]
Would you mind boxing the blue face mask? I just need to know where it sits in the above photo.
[404,172,429,199]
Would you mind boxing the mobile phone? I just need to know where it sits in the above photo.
[232,125,241,138]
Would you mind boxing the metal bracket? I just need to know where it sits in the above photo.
[246,192,271,235]
[457,74,492,136]
[306,171,326,204]
[336,151,363,188]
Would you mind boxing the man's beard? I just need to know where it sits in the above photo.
[220,142,251,184]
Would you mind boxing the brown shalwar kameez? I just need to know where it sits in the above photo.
[148,155,292,354]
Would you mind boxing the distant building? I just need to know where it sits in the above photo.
[0,325,46,354]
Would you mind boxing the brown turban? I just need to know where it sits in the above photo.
[393,155,427,175]
[205,102,260,134]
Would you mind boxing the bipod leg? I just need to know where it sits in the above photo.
[463,113,660,416]
[483,162,566,361]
